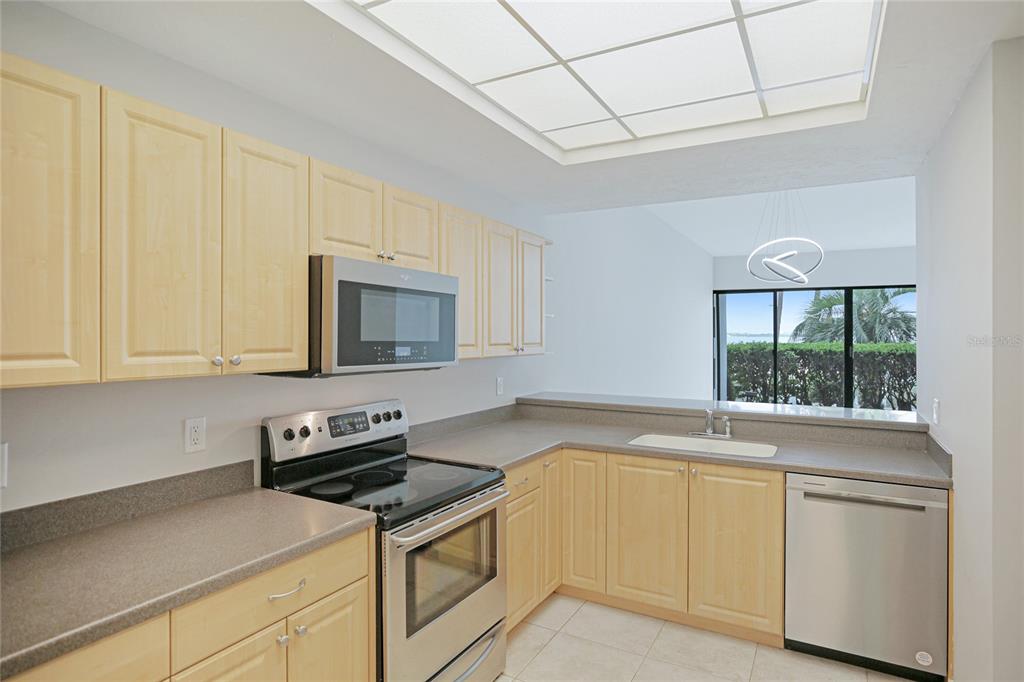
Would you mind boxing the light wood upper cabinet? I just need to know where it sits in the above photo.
[222,130,308,374]
[383,184,439,272]
[172,621,287,682]
[483,220,518,356]
[541,453,562,596]
[688,463,784,634]
[517,230,546,355]
[102,89,222,381]
[607,454,688,611]
[9,614,169,682]
[440,204,484,359]
[310,159,383,261]
[287,579,370,682]
[562,449,607,593]
[1,53,100,388]
[506,487,543,629]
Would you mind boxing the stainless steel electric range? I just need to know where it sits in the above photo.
[261,400,507,682]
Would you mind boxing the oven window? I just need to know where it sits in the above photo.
[405,509,497,638]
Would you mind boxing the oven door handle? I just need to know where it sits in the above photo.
[391,489,508,550]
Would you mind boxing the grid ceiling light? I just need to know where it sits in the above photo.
[323,0,885,163]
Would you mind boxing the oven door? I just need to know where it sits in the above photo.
[383,486,507,682]
[326,256,458,374]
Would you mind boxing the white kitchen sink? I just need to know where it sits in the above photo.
[627,434,778,458]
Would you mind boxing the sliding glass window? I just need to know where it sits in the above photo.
[714,286,916,411]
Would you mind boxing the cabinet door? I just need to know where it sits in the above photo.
[483,220,517,356]
[310,159,383,261]
[383,184,438,272]
[607,454,688,611]
[517,230,545,355]
[172,621,286,682]
[287,579,370,682]
[506,487,542,629]
[688,463,784,634]
[562,449,606,593]
[541,453,562,597]
[1,53,100,388]
[103,89,221,381]
[223,130,308,374]
[440,204,484,359]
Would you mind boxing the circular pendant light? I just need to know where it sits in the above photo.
[746,191,824,285]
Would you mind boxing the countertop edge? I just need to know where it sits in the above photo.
[0,514,375,678]
[517,396,930,433]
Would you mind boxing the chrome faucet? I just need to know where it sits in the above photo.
[705,409,714,435]
[691,409,733,439]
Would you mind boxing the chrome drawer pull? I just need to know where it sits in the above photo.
[268,577,306,601]
[516,477,529,486]
[295,625,308,637]
[277,635,290,647]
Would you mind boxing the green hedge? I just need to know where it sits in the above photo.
[725,342,916,410]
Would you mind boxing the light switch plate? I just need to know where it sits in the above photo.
[496,376,504,396]
[185,417,206,453]
[1,442,8,488]
[932,398,940,425]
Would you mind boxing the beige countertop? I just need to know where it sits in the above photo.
[517,392,930,432]
[0,487,376,678]
[410,418,951,489]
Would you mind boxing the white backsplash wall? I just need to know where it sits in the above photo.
[0,355,550,511]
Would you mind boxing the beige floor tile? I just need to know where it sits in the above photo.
[518,632,644,682]
[506,622,557,678]
[562,601,665,655]
[633,657,741,681]
[525,594,585,630]
[750,646,868,682]
[497,676,517,682]
[646,623,756,682]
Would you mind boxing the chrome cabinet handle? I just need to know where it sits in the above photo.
[212,355,224,367]
[543,461,552,468]
[514,476,529,486]
[678,466,686,473]
[387,252,396,261]
[294,625,308,637]
[267,577,306,601]
[691,468,697,476]
[229,355,241,366]
[377,250,387,260]
[277,635,290,647]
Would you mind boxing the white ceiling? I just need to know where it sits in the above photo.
[339,0,883,161]
[646,176,916,256]
[38,0,1024,214]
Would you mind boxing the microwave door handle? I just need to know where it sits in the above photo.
[391,490,509,550]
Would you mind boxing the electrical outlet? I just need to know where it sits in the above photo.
[185,417,206,453]
[496,376,504,396]
[932,398,940,425]
[1,443,8,488]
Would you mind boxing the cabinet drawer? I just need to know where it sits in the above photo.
[505,458,542,501]
[170,530,369,673]
[11,614,169,682]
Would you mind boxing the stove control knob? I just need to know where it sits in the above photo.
[392,409,403,420]
[382,412,393,422]
[371,413,382,424]
[283,428,296,441]
[299,426,311,438]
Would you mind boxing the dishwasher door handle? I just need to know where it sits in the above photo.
[802,490,928,512]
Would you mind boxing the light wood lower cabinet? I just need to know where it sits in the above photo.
[222,130,308,374]
[287,578,370,682]
[606,454,688,611]
[172,621,287,682]
[562,449,607,593]
[506,487,543,628]
[688,463,784,635]
[0,53,101,389]
[541,453,562,595]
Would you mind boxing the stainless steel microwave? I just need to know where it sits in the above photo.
[289,255,458,376]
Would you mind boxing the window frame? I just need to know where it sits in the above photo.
[713,284,916,408]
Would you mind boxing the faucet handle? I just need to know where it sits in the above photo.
[723,416,732,437]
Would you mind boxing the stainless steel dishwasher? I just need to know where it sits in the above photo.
[786,474,948,681]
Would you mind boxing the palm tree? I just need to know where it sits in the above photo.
[790,288,916,343]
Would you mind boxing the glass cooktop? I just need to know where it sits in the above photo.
[290,454,503,529]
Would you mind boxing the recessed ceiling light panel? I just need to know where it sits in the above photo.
[624,92,763,136]
[763,72,864,115]
[370,0,555,83]
[571,22,755,115]
[478,65,610,131]
[509,0,736,59]
[744,0,876,88]
[545,119,632,149]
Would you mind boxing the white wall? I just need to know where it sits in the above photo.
[542,208,714,400]
[0,2,554,511]
[915,38,1023,681]
[713,246,916,291]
